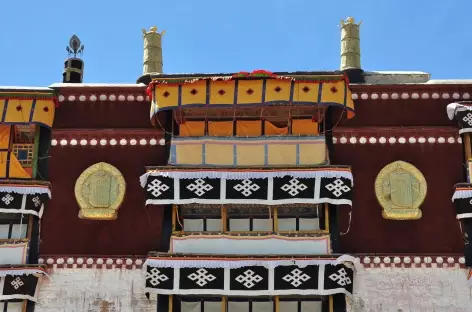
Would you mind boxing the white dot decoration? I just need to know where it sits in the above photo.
[159,138,166,146]
[116,259,123,265]
[332,137,338,144]
[359,137,367,144]
[60,139,67,146]
[414,257,421,264]
[100,139,107,146]
[90,139,98,146]
[411,93,419,99]
[436,257,443,264]
[127,95,135,101]
[463,93,471,100]
[371,93,379,100]
[448,137,455,144]
[80,139,87,146]
[118,95,125,101]
[432,93,440,99]
[106,259,114,265]
[38,258,44,264]
[381,93,389,100]
[90,95,97,101]
[391,93,399,99]
[86,258,94,265]
[442,93,450,99]
[379,137,386,144]
[398,137,406,144]
[340,137,347,144]
[428,137,436,143]
[421,93,429,99]
[126,259,133,265]
[67,258,74,264]
[447,257,454,264]
[349,137,357,144]
[453,93,460,99]
[68,95,76,101]
[388,137,396,144]
[46,258,54,265]
[99,94,107,101]
[393,257,401,264]
[459,257,465,264]
[458,137,463,144]
[139,139,147,145]
[383,257,391,264]
[79,95,86,102]
[361,93,368,100]
[135,259,143,265]
[130,139,137,146]
[438,137,445,143]
[363,257,371,264]
[109,94,117,101]
[401,93,409,99]
[137,95,144,101]
[403,257,411,264]
[408,137,416,144]
[120,139,127,145]
[424,257,432,264]
[149,139,157,145]
[76,258,84,265]
[369,137,377,144]
[96,258,104,265]
[70,139,78,146]
[373,257,381,264]
[351,93,358,100]
[418,137,426,143]
[110,139,117,145]
[51,139,58,146]
[57,258,64,264]
[58,95,65,102]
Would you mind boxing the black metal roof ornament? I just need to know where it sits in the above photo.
[66,35,84,58]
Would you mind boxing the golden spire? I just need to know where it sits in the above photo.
[142,26,165,74]
[340,17,362,70]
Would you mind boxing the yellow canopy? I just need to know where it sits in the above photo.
[0,92,56,128]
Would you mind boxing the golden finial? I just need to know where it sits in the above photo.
[340,17,362,27]
[142,26,165,37]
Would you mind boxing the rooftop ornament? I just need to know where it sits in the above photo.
[66,35,85,58]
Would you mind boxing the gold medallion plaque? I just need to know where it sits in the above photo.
[74,162,126,220]
[374,161,427,220]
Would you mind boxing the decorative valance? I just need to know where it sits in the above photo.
[446,102,472,134]
[149,71,355,118]
[144,254,356,297]
[0,92,57,128]
[452,183,472,219]
[140,167,353,206]
[0,267,46,302]
[169,136,327,167]
[0,181,51,217]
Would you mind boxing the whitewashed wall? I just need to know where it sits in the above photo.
[36,268,156,312]
[347,267,472,312]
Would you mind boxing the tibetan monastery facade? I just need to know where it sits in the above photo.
[0,18,471,312]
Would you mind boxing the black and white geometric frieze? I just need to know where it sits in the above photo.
[0,192,48,218]
[452,185,472,219]
[144,263,354,297]
[144,174,353,206]
[0,270,44,301]
[456,110,472,134]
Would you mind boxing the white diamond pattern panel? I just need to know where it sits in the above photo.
[187,179,213,197]
[187,269,216,287]
[235,270,263,289]
[280,178,308,196]
[324,179,350,198]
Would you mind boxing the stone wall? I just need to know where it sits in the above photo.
[348,267,472,312]
[36,268,156,312]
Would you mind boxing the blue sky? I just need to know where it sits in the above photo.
[0,0,470,86]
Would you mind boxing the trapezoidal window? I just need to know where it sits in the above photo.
[12,125,35,167]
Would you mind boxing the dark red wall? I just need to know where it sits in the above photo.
[41,145,167,255]
[333,138,464,254]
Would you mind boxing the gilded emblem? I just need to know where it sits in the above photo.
[374,161,427,220]
[74,162,126,220]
